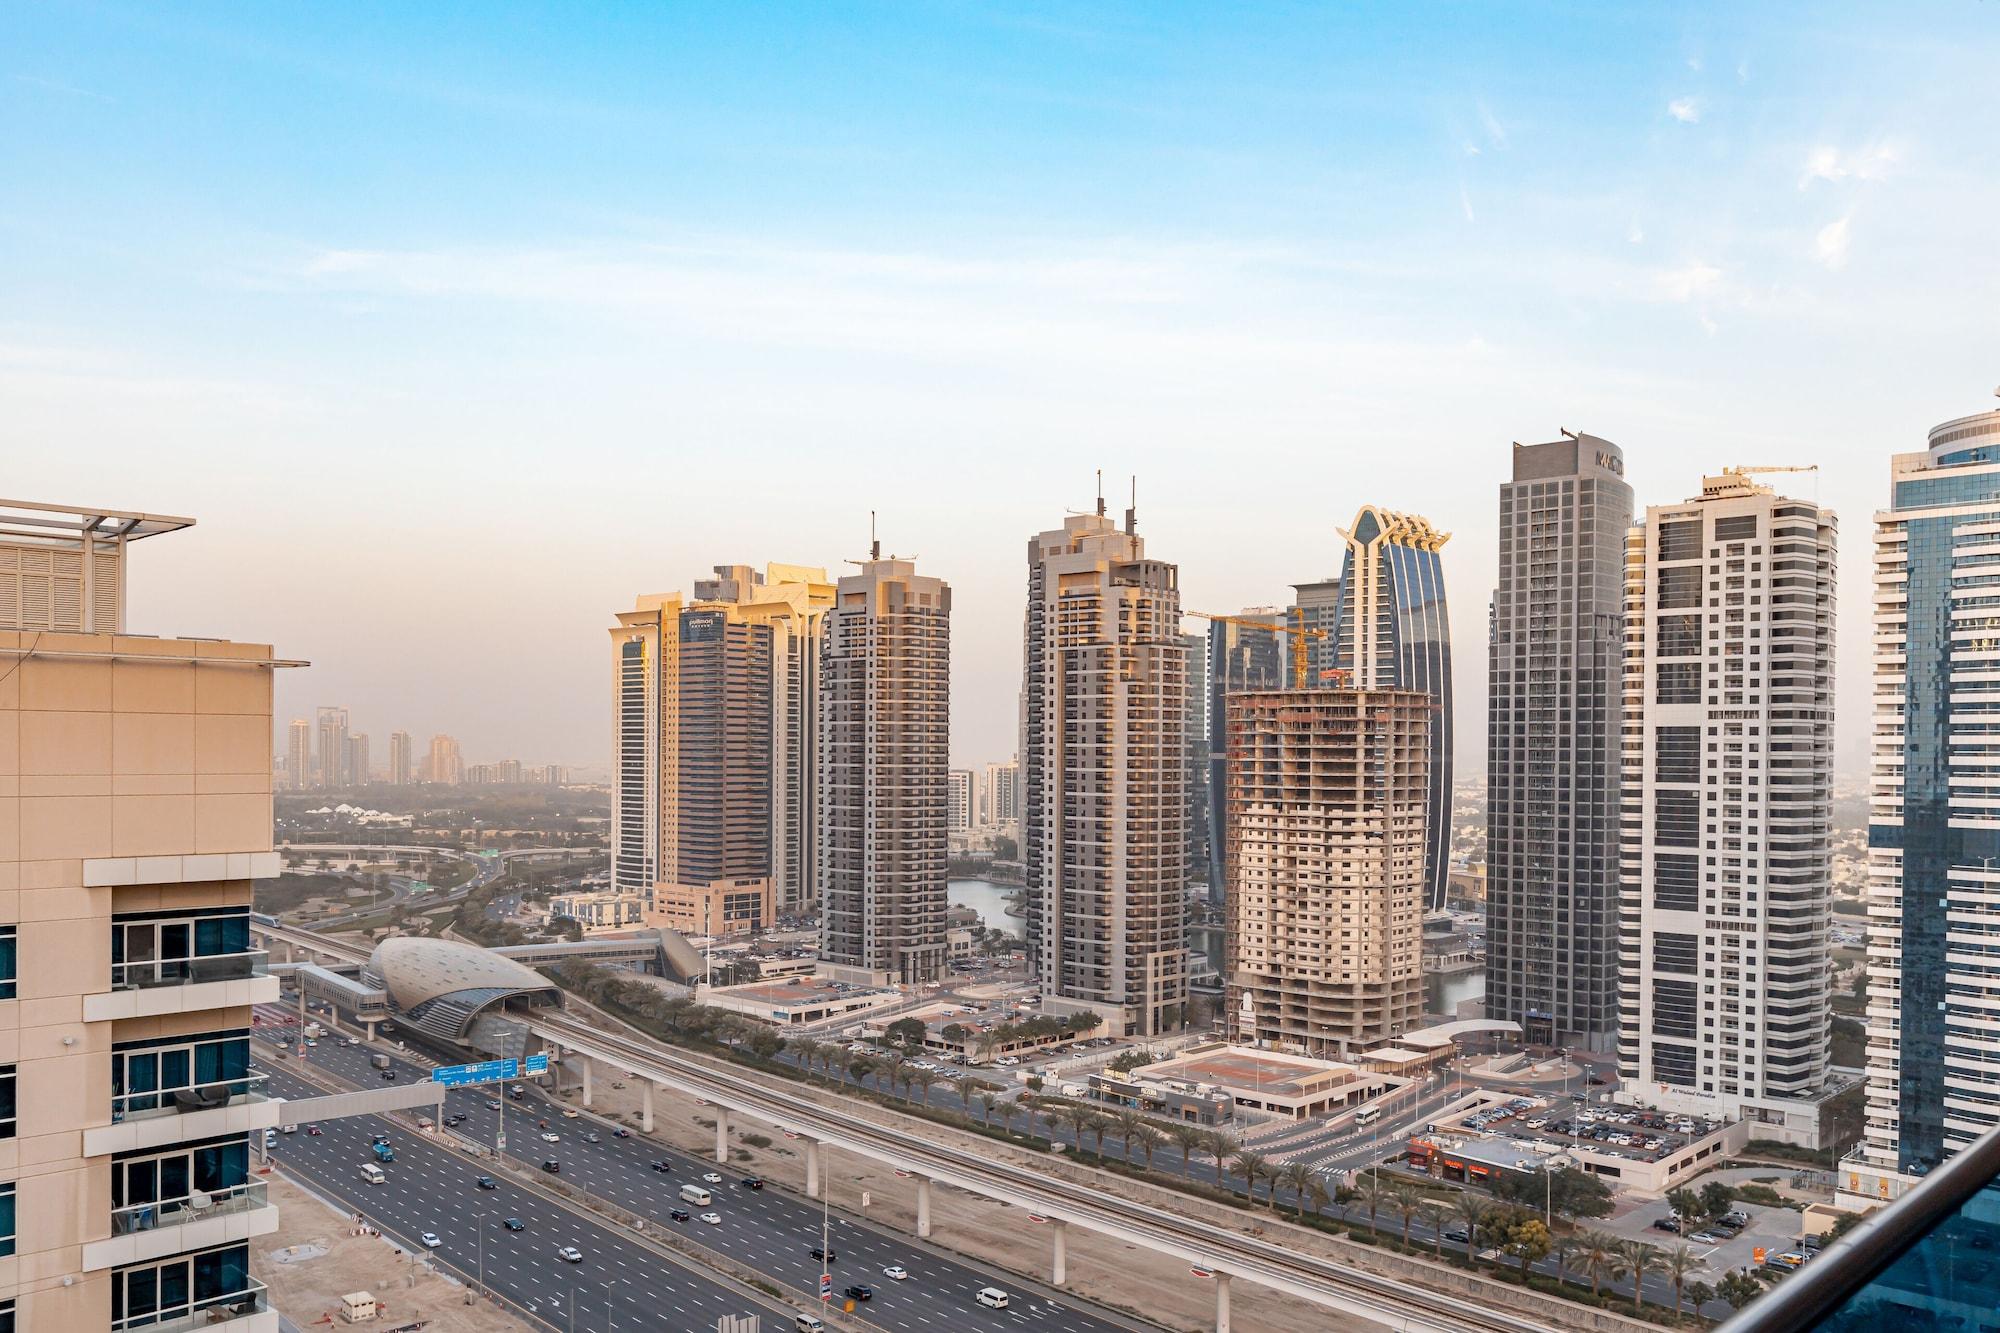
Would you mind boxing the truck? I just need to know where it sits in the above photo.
[370,1053,392,1071]
[371,1142,395,1163]
[303,1022,324,1039]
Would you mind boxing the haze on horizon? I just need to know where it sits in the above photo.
[6,2,1996,776]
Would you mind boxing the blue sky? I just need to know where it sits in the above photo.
[5,2,1996,772]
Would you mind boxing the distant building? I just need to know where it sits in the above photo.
[1225,688,1429,1056]
[978,760,1019,831]
[387,729,413,785]
[316,704,350,788]
[819,550,951,984]
[1327,506,1454,911]
[548,890,646,932]
[347,732,370,786]
[1288,576,1342,687]
[1023,500,1188,1037]
[1183,630,1210,890]
[426,733,464,785]
[1205,610,1284,908]
[286,717,312,790]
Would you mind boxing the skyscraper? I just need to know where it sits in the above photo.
[1847,404,2000,1207]
[315,705,349,788]
[979,760,1020,831]
[819,550,951,984]
[285,717,311,790]
[1182,630,1210,890]
[1487,434,1632,1048]
[1616,470,1836,1136]
[347,732,370,786]
[1288,576,1342,686]
[0,498,285,1326]
[1225,688,1429,1055]
[426,733,464,785]
[1023,500,1188,1037]
[1205,611,1284,909]
[388,729,413,785]
[947,769,972,833]
[1327,506,1454,911]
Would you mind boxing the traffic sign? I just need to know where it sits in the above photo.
[434,1058,518,1087]
[819,1273,832,1302]
[524,1053,551,1076]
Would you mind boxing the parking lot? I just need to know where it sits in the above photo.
[1606,1187,1807,1278]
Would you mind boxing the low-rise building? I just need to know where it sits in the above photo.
[700,976,901,1027]
[1089,1044,1385,1123]
[548,891,647,933]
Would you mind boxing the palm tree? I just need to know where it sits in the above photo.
[1130,1123,1162,1170]
[1358,1172,1389,1238]
[1390,1180,1422,1248]
[1663,1243,1699,1317]
[1577,1231,1618,1297]
[1168,1124,1206,1179]
[885,1056,908,1098]
[1232,1151,1271,1207]
[1059,1104,1092,1152]
[973,1091,996,1127]
[1082,1113,1112,1157]
[1453,1194,1489,1265]
[1205,1132,1239,1189]
[845,1053,876,1092]
[1621,1239,1661,1312]
[975,1029,1002,1066]
[1280,1162,1316,1219]
[1018,1095,1046,1142]
[1418,1199,1449,1260]
[1111,1110,1144,1160]
[1550,1233,1576,1289]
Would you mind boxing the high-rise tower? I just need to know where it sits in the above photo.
[818,550,951,984]
[1616,470,1836,1135]
[1847,405,2000,1207]
[285,717,311,790]
[315,705,349,788]
[1487,434,1632,1048]
[388,729,413,785]
[1204,611,1284,909]
[1023,498,1188,1037]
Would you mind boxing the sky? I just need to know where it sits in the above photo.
[5,2,1997,776]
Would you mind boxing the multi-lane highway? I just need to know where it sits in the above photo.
[261,1025,1134,1333]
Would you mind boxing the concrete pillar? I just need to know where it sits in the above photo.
[1215,1272,1231,1333]
[640,1080,655,1134]
[364,1019,378,1042]
[804,1140,820,1200]
[715,1109,729,1164]
[915,1176,932,1239]
[580,1056,593,1109]
[1051,1219,1067,1286]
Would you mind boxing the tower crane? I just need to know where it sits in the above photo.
[1723,464,1820,479]
[1187,607,1344,687]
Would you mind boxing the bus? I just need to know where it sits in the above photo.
[1354,1105,1383,1128]
[679,1184,712,1206]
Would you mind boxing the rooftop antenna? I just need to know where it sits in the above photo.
[1125,475,1138,536]
[1559,427,1578,440]
[870,509,880,561]
[1095,468,1106,518]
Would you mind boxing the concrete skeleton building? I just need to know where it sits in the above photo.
[1615,470,1837,1141]
[1205,610,1285,911]
[818,549,951,984]
[1846,405,2000,1208]
[1022,500,1189,1037]
[1224,689,1429,1057]
[0,497,290,1329]
[1325,506,1455,912]
[1486,434,1632,1050]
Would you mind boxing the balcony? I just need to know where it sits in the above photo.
[84,1074,280,1157]
[85,1181,278,1271]
[85,951,278,1023]
[112,1278,272,1332]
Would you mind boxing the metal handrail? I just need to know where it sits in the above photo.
[110,1277,267,1331]
[110,1179,268,1235]
[112,1071,268,1121]
[111,950,269,991]
[1718,1125,2000,1330]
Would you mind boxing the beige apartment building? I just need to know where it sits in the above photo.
[1022,502,1189,1037]
[818,552,951,984]
[1223,688,1429,1056]
[0,498,288,1330]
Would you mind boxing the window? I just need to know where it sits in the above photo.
[0,1066,13,1140]
[1654,854,1700,910]
[1657,662,1702,704]
[1653,980,1699,1040]
[1653,1042,1698,1087]
[112,1242,253,1330]
[1714,515,1758,542]
[0,927,13,1001]
[0,1182,13,1257]
[1654,932,1700,974]
[111,1032,252,1119]
[1656,727,1701,784]
[1657,566,1701,608]
[1655,790,1701,846]
[1657,614,1701,657]
[1659,520,1702,562]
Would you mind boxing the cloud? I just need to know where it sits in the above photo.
[1800,139,1900,188]
[1668,97,1702,124]
[303,250,383,276]
[1476,100,1507,149]
[1460,184,1476,224]
[1814,215,1853,268]
[1628,218,1645,245]
[1653,260,1722,304]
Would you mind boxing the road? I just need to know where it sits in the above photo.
[263,1024,1134,1333]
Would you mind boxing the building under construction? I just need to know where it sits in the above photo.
[1224,687,1430,1057]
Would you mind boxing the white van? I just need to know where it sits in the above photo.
[976,1288,1010,1309]
[794,1318,826,1333]
[679,1184,712,1206]
[359,1164,387,1185]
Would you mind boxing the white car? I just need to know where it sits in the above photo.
[562,1108,580,1119]
[540,1132,561,1143]
[702,1172,723,1184]
[699,1212,722,1225]
[420,1232,442,1249]
[558,1246,584,1264]
[882,1265,909,1281]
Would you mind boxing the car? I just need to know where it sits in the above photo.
[702,1172,723,1184]
[372,1133,391,1146]
[420,1233,442,1249]
[651,1161,674,1173]
[305,1124,323,1136]
[562,1108,580,1119]
[558,1246,584,1264]
[305,1038,318,1047]
[670,1208,691,1222]
[584,1132,602,1144]
[613,1127,632,1138]
[1689,1230,1725,1244]
[1443,1227,1471,1244]
[740,1177,764,1190]
[700,1212,722,1225]
[1651,1218,1681,1233]
[541,1159,561,1173]
[381,1069,397,1081]
[503,1217,525,1232]
[882,1265,908,1281]
[811,1247,837,1262]
[540,1132,561,1143]
[843,1285,873,1302]
[474,1175,498,1191]
[486,1099,503,1111]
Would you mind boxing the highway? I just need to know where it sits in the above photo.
[263,1025,1134,1333]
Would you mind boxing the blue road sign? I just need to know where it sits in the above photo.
[523,1053,551,1076]
[433,1058,519,1087]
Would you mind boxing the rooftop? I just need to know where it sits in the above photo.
[1135,1045,1360,1098]
[0,496,194,546]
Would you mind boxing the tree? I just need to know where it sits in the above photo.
[1390,1180,1423,1248]
[1825,1210,1866,1241]
[1131,1124,1162,1170]
[1666,1186,1702,1229]
[845,1053,876,1091]
[1205,1132,1239,1189]
[1504,1216,1552,1278]
[1111,1110,1144,1159]
[1418,1198,1449,1261]
[1358,1172,1389,1238]
[1578,1231,1619,1297]
[1168,1124,1206,1179]
[1280,1162,1316,1220]
[1080,1113,1110,1157]
[1453,1194,1489,1266]
[1698,1181,1735,1223]
[973,1091,996,1127]
[909,1069,938,1106]
[1684,1280,1718,1328]
[1622,1240,1662,1312]
[1664,1243,1699,1317]
[1549,1166,1614,1221]
[1549,1232,1575,1288]
[940,1023,969,1046]
[886,1017,928,1052]
[1232,1151,1271,1208]
[1716,1270,1764,1314]
[974,1029,1003,1065]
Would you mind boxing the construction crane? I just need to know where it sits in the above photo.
[1723,464,1820,478]
[1188,607,1344,687]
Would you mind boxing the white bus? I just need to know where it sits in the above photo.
[1354,1105,1383,1128]
[679,1184,712,1206]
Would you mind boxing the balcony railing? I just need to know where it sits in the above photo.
[112,1072,268,1123]
[110,1179,268,1236]
[111,950,268,992]
[113,1278,268,1331]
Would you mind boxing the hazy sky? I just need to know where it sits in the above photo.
[6,3,1996,774]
